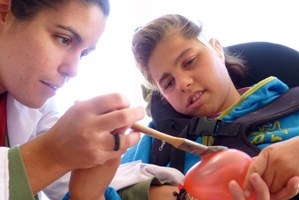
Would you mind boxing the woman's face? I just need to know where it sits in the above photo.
[0,1,106,108]
[148,35,241,117]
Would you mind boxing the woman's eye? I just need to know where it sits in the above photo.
[56,36,71,46]
[80,50,92,59]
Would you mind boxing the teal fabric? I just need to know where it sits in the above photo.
[122,133,153,164]
[221,77,288,121]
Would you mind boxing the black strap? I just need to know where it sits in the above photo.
[187,86,299,138]
[150,91,192,168]
[168,124,190,173]
[150,118,190,166]
[153,87,299,173]
[191,87,299,156]
[186,117,242,138]
[170,86,299,170]
[234,87,299,125]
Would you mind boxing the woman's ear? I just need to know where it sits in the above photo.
[0,0,11,22]
[209,38,225,63]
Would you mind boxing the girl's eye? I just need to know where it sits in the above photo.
[164,78,174,90]
[56,36,71,46]
[184,57,196,68]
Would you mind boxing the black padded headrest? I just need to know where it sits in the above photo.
[225,42,299,88]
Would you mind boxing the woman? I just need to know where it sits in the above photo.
[121,14,299,200]
[0,0,144,199]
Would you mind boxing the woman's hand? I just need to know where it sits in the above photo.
[21,93,145,194]
[48,93,145,170]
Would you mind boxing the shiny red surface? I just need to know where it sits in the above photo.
[184,149,256,200]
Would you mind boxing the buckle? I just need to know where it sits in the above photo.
[189,117,220,137]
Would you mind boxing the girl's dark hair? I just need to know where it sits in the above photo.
[11,0,110,20]
[223,49,248,89]
[132,14,247,90]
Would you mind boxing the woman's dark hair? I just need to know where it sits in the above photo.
[11,0,110,20]
[132,14,247,90]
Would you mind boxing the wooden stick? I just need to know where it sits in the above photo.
[132,122,187,148]
[132,122,228,157]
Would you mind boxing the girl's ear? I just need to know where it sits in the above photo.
[209,38,225,63]
[0,0,11,22]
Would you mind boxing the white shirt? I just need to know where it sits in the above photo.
[0,94,69,200]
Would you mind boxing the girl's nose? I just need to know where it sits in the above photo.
[176,75,193,93]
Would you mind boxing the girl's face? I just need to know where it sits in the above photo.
[0,1,106,108]
[148,35,241,117]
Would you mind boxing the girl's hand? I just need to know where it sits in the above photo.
[69,157,121,200]
[230,173,299,200]
[229,173,269,200]
[243,137,299,199]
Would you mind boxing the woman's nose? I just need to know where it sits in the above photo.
[58,54,80,78]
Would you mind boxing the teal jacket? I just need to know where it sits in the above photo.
[122,77,299,174]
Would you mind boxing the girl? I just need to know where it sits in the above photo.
[121,14,299,200]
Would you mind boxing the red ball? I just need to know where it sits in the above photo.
[184,149,256,200]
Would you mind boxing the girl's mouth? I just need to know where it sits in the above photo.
[190,91,203,105]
